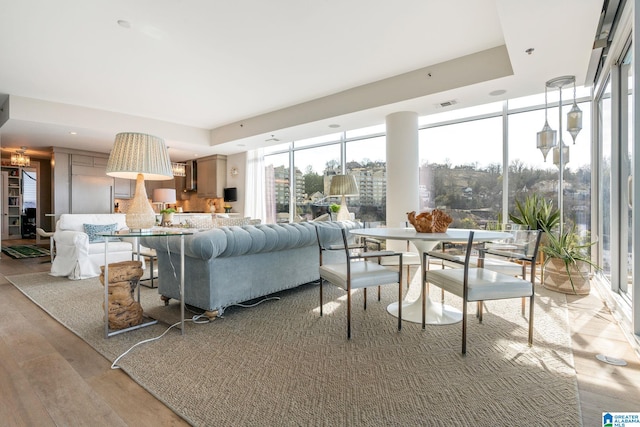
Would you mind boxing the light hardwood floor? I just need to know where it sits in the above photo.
[0,241,638,426]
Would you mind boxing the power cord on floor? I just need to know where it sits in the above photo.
[110,273,280,369]
[110,311,213,370]
[224,296,280,311]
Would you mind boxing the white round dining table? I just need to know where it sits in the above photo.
[349,227,512,325]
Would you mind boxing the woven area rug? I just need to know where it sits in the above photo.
[6,272,582,426]
[2,244,50,259]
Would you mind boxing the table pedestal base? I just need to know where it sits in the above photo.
[387,296,462,325]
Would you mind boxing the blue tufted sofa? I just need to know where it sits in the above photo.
[141,221,361,317]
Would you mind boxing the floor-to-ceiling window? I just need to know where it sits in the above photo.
[264,127,389,223]
[599,80,613,282]
[264,144,291,223]
[293,142,341,220]
[622,49,634,302]
[592,0,638,338]
[418,116,503,228]
[345,129,386,223]
[264,93,592,231]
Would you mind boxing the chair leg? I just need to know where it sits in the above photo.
[422,261,427,329]
[398,267,403,331]
[347,287,352,339]
[363,287,367,310]
[462,301,468,355]
[477,301,483,322]
[398,281,402,331]
[528,294,534,347]
[319,278,324,317]
[378,285,381,301]
[522,264,527,316]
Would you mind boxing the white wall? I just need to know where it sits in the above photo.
[226,152,246,216]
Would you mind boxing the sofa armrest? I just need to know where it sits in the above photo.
[54,229,90,247]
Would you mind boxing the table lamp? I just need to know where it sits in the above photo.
[329,174,359,221]
[106,132,173,230]
[153,188,177,212]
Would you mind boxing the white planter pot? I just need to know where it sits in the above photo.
[161,212,174,226]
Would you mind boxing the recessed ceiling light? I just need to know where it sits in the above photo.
[525,48,534,55]
[489,89,507,96]
[117,20,131,29]
[69,131,77,135]
[328,124,340,128]
[237,143,246,147]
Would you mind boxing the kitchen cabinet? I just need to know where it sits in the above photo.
[173,175,190,200]
[114,178,136,198]
[197,155,226,198]
[70,153,114,214]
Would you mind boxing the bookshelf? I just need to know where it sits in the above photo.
[2,165,22,239]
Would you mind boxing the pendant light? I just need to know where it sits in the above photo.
[536,86,557,162]
[566,80,583,143]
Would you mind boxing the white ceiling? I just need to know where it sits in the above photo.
[0,0,604,161]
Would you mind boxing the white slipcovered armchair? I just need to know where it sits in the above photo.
[50,213,137,280]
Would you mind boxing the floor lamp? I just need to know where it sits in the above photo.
[106,132,174,230]
[330,174,359,221]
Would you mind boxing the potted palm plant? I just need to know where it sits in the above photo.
[540,224,599,295]
[509,194,560,232]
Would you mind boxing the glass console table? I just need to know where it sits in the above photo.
[100,229,193,338]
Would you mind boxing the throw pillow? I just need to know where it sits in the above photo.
[214,217,251,227]
[185,215,215,230]
[83,223,118,243]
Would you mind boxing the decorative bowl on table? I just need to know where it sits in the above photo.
[407,209,453,233]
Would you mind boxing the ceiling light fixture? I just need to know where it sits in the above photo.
[537,75,582,235]
[11,146,30,167]
[171,162,186,177]
[536,83,557,162]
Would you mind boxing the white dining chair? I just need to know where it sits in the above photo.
[316,226,403,339]
[422,230,542,354]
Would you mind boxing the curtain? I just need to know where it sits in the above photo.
[245,148,269,222]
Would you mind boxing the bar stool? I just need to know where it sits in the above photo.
[134,248,158,288]
[36,227,55,263]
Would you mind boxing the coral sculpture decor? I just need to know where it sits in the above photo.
[407,209,453,233]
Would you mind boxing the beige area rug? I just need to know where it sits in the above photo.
[7,272,581,426]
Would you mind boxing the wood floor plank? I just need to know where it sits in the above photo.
[87,369,188,427]
[0,337,56,427]
[21,353,128,427]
